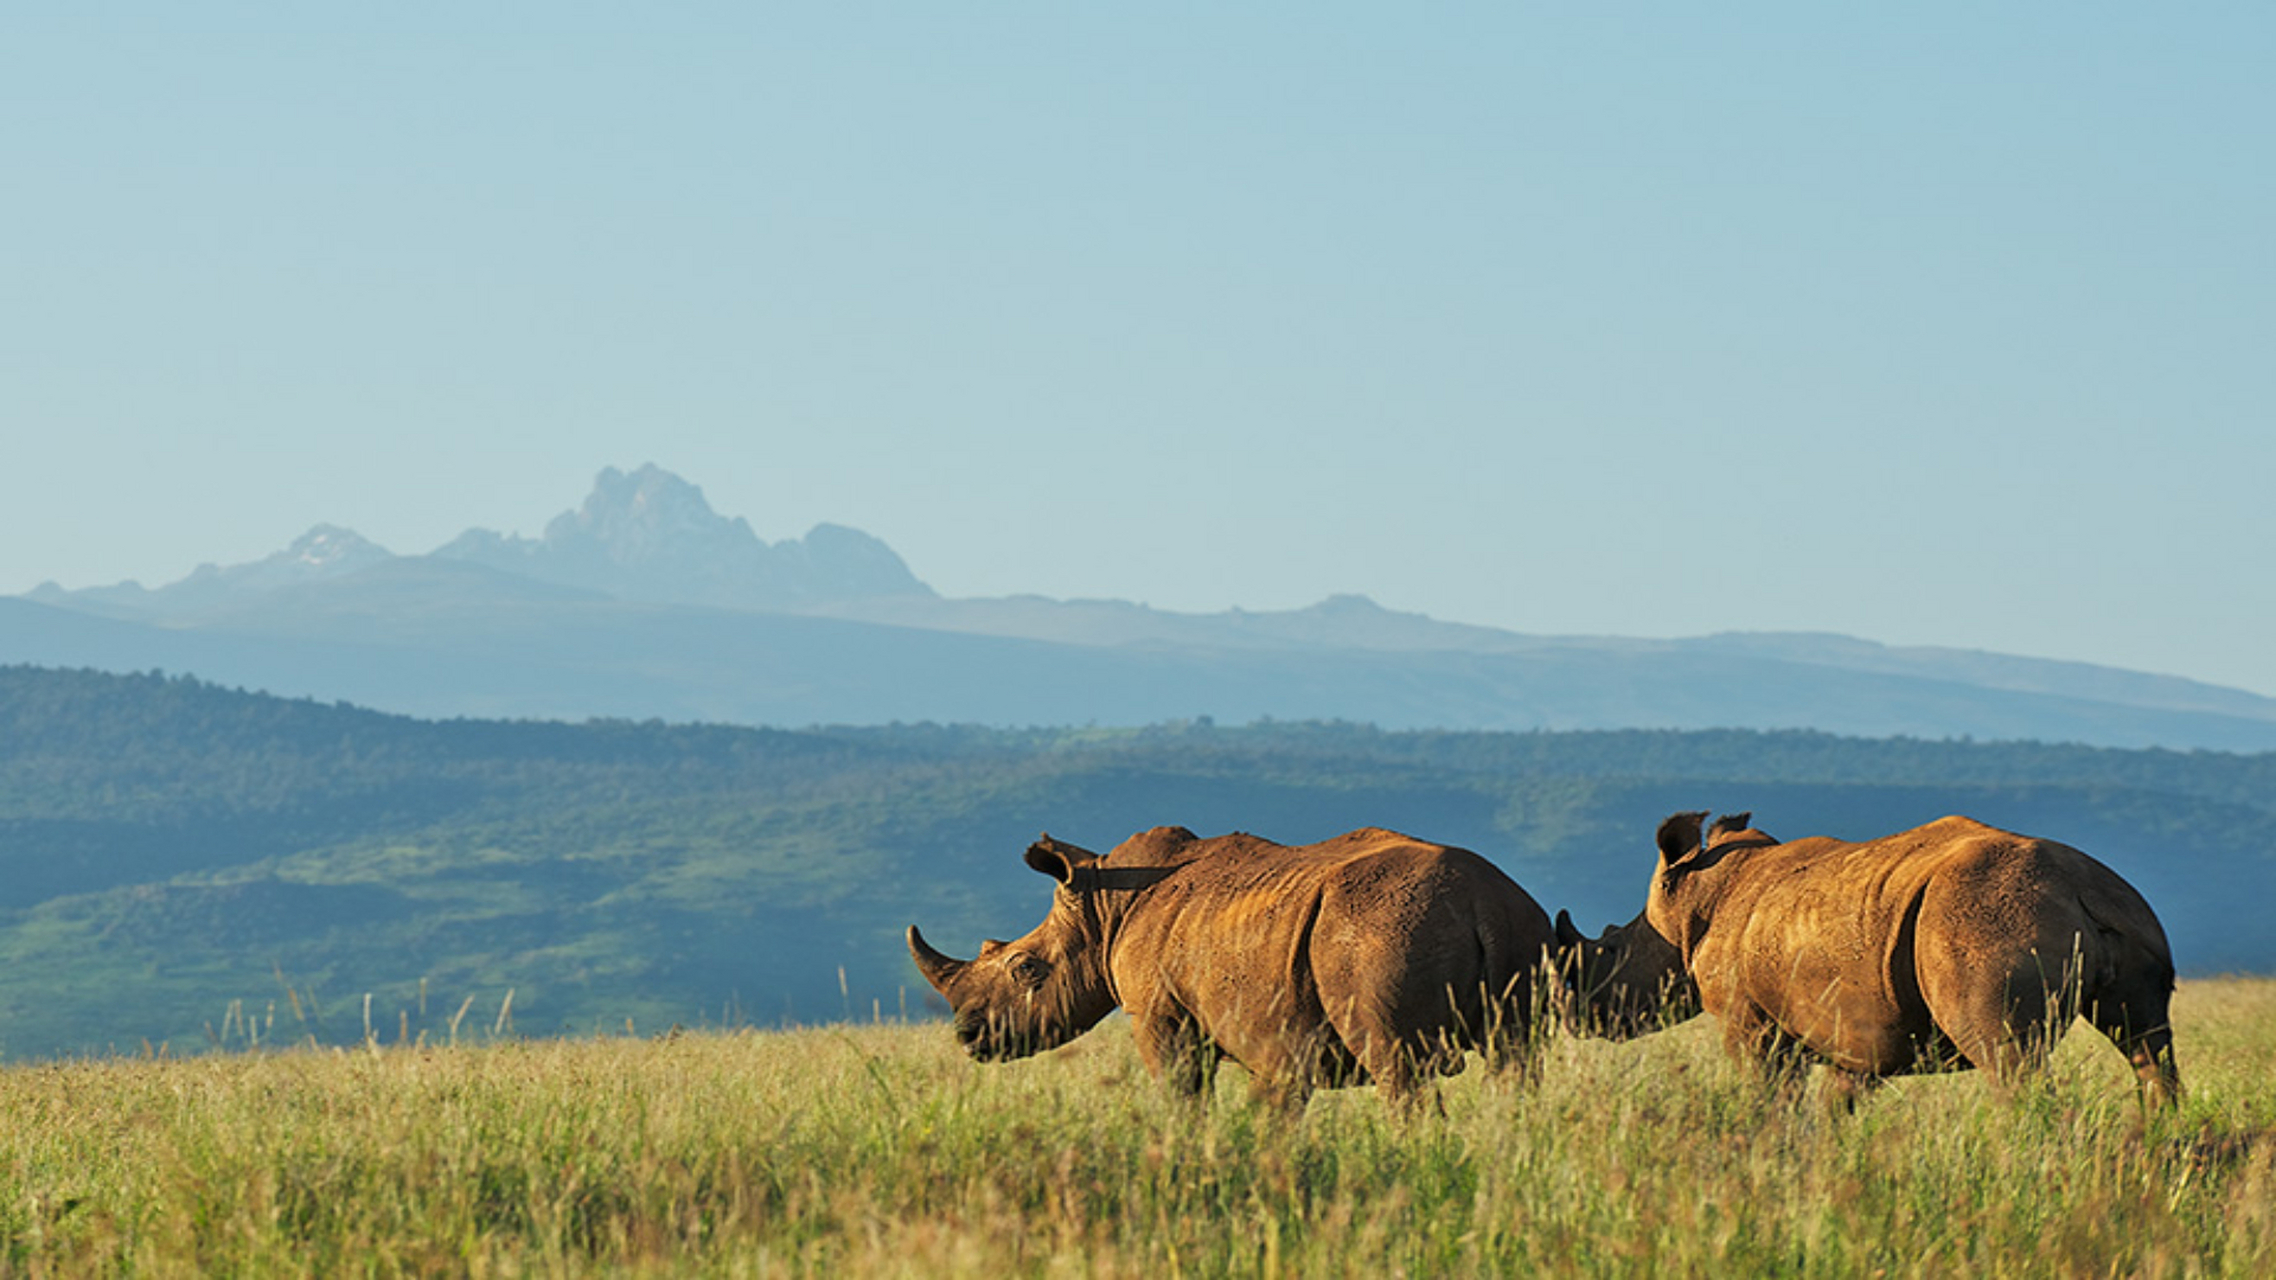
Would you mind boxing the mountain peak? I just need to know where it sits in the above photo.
[437,464,933,610]
[282,525,392,571]
[543,465,760,568]
[19,523,395,620]
[1308,593,1388,615]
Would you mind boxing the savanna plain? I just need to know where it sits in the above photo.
[0,979,2269,1278]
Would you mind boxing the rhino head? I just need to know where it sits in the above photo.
[907,835,1120,1063]
[1553,906,1700,1038]
[1645,808,1772,961]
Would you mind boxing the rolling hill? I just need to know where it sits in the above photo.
[0,665,2268,1060]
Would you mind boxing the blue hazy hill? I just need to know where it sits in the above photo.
[15,465,2276,750]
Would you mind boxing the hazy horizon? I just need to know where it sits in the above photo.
[7,8,2271,694]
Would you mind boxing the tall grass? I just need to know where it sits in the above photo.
[1,979,2270,1276]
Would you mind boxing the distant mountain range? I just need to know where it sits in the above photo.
[38,465,930,619]
[12,464,2276,750]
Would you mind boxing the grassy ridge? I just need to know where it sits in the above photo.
[3,980,2270,1276]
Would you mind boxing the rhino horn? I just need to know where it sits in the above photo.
[906,925,965,989]
[1554,909,1587,949]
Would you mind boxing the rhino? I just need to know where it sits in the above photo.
[1640,810,2181,1108]
[1550,906,1699,1040]
[907,825,1558,1113]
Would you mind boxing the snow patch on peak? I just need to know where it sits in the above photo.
[284,525,392,570]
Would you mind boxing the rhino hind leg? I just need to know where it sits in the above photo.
[1467,971,1551,1081]
[1338,1041,1438,1118]
[1917,946,2082,1093]
[2080,919,2183,1107]
[1303,988,1437,1113]
[1168,1038,1225,1103]
[2083,979,2182,1108]
[1921,928,2181,1107]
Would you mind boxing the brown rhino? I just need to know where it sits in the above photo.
[1642,810,2181,1107]
[907,825,1558,1113]
[1551,905,1699,1040]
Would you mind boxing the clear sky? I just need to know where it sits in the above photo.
[7,7,2273,693]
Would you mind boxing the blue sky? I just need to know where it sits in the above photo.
[7,7,2273,693]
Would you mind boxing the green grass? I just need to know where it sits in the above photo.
[2,979,2271,1276]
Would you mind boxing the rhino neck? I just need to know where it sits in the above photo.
[1077,862,1173,1008]
[1651,843,1764,966]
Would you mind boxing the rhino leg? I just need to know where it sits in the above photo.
[1250,1072,1318,1118]
[1820,1065,1883,1115]
[1925,987,2048,1089]
[1254,1025,1374,1118]
[1917,945,2079,1090]
[1467,975,1545,1080]
[1130,1013,1220,1104]
[1723,1003,1812,1096]
[1314,1033,1444,1119]
[2083,986,2182,1108]
[1310,994,1435,1113]
[2069,923,2183,1107]
[1312,968,1497,1112]
[2116,1028,2182,1109]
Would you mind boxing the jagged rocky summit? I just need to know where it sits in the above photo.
[30,465,934,619]
[433,465,933,610]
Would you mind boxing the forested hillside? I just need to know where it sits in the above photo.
[1,665,2269,1060]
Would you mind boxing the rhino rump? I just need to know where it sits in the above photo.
[1104,832,1556,1109]
[1656,813,2179,1104]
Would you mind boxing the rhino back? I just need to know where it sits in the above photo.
[1698,818,2171,1064]
[1708,820,1997,945]
[1310,843,1554,1032]
[1104,830,1549,1052]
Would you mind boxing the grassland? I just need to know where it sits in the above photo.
[0,979,2268,1277]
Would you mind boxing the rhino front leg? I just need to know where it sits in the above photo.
[1131,1012,1220,1104]
[1723,1003,1811,1098]
[1819,1065,1883,1115]
[1249,1071,1317,1118]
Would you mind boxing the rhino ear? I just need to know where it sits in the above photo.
[1554,909,1586,948]
[1708,812,1753,843]
[1656,811,1709,865]
[1025,834,1101,886]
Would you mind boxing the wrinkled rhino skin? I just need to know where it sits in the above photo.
[1646,810,2181,1106]
[908,825,1557,1112]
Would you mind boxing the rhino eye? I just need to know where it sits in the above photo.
[1008,954,1051,987]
